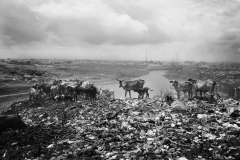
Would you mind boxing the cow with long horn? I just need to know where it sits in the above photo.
[116,79,145,98]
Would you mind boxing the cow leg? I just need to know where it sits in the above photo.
[200,91,203,98]
[189,90,192,99]
[146,91,149,98]
[125,90,128,97]
[129,91,131,98]
[139,92,143,99]
[74,94,77,102]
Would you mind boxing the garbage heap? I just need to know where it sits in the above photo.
[0,97,240,160]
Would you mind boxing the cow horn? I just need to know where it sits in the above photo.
[116,79,120,81]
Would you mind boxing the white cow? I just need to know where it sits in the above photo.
[81,81,94,89]
[51,85,60,99]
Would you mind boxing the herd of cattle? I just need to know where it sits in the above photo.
[170,78,217,99]
[29,79,115,102]
[28,77,218,103]
[0,78,219,135]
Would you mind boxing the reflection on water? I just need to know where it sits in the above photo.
[100,70,171,98]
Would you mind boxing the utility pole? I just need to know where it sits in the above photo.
[177,51,178,65]
[146,49,147,62]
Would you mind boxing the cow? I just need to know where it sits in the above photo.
[99,88,115,99]
[62,94,74,102]
[29,87,46,102]
[74,85,85,101]
[165,95,186,111]
[50,85,60,99]
[38,82,52,99]
[188,78,216,99]
[31,83,39,90]
[84,85,98,100]
[133,87,153,99]
[81,81,94,89]
[234,87,237,100]
[29,87,38,102]
[36,89,47,101]
[66,85,76,94]
[54,94,74,102]
[116,79,145,98]
[0,114,27,135]
[170,80,193,99]
[58,80,78,95]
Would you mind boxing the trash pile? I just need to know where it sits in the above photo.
[0,97,240,160]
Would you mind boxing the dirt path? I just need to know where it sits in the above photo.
[0,93,28,98]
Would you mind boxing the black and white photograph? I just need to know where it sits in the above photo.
[0,0,240,159]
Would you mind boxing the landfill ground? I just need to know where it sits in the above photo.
[0,95,240,160]
[0,60,149,113]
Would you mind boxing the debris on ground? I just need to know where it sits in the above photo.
[1,97,240,159]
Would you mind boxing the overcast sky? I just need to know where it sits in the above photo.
[0,0,240,62]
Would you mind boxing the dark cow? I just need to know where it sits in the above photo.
[74,85,85,101]
[134,87,153,99]
[170,80,193,99]
[188,78,216,98]
[38,82,52,99]
[84,85,97,100]
[0,114,27,135]
[116,79,145,98]
[31,83,39,90]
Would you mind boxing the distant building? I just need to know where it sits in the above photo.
[227,72,240,79]
[198,64,209,69]
[197,61,207,65]
[184,61,195,65]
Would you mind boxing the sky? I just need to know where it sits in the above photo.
[0,0,240,62]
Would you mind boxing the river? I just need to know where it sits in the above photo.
[101,70,172,98]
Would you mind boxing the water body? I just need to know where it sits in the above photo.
[101,70,172,98]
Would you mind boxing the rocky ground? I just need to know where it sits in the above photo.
[0,96,240,160]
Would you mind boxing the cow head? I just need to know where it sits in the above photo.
[188,78,197,84]
[77,80,84,86]
[32,83,39,90]
[170,80,178,89]
[165,95,174,106]
[116,79,125,88]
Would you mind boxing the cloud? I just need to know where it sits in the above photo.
[0,0,47,46]
[0,0,240,62]
[33,0,151,45]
